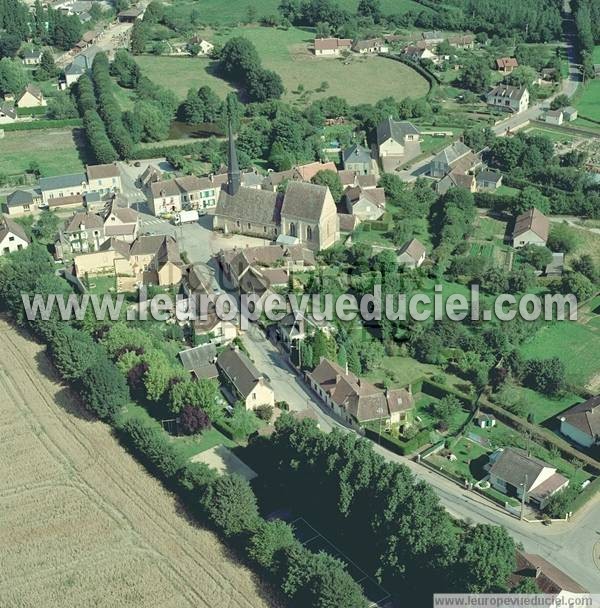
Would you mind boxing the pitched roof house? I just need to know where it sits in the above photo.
[376,117,421,172]
[429,141,478,178]
[511,208,549,248]
[5,189,39,215]
[178,343,218,380]
[342,143,374,175]
[487,85,529,113]
[343,185,386,220]
[0,215,30,255]
[496,57,519,73]
[16,84,46,108]
[487,448,569,509]
[308,358,414,426]
[352,38,388,54]
[510,551,587,595]
[0,102,17,124]
[558,396,600,448]
[313,37,352,56]
[397,238,427,268]
[216,347,274,409]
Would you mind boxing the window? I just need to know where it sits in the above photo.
[247,223,251,229]
[289,222,296,237]
[8,236,14,242]
[236,220,240,228]
[23,204,30,211]
[306,225,312,240]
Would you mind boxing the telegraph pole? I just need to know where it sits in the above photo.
[520,473,528,521]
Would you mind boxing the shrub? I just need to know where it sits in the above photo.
[180,405,211,435]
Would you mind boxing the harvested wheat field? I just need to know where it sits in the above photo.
[0,318,278,608]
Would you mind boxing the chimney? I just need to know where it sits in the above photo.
[335,374,341,383]
[345,362,348,375]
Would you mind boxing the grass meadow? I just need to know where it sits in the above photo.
[138,25,429,104]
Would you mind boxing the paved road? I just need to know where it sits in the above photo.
[237,323,600,591]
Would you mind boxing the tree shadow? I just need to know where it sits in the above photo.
[72,127,94,167]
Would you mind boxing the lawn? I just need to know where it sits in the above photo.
[428,437,489,482]
[164,0,426,25]
[139,25,430,104]
[85,274,117,294]
[524,127,576,143]
[472,216,508,244]
[365,356,440,388]
[519,321,600,389]
[567,224,600,267]
[496,185,520,197]
[176,428,236,459]
[0,128,89,177]
[574,78,600,122]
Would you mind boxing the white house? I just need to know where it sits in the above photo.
[558,396,600,448]
[0,215,30,255]
[0,102,17,124]
[545,109,564,125]
[375,117,421,172]
[397,238,426,268]
[16,84,47,108]
[313,37,352,56]
[487,448,569,510]
[486,85,529,113]
[511,208,549,248]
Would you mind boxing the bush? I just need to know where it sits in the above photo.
[254,403,274,422]
[80,355,130,421]
[180,405,211,435]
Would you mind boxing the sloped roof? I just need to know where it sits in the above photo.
[20,84,43,101]
[0,102,16,119]
[0,215,30,244]
[39,172,87,191]
[496,57,519,70]
[488,84,527,101]
[352,38,384,50]
[216,186,280,226]
[295,161,337,182]
[314,37,352,51]
[281,181,329,222]
[65,211,104,232]
[399,238,426,261]
[338,213,358,232]
[489,448,553,491]
[432,141,472,166]
[7,190,34,206]
[342,143,372,164]
[512,552,587,594]
[512,208,549,241]
[87,163,120,180]
[178,343,217,373]
[376,117,420,145]
[217,347,264,399]
[221,243,315,268]
[559,395,600,438]
[476,170,502,185]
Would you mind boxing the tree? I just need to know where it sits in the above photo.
[504,65,536,88]
[559,271,595,301]
[36,50,57,80]
[47,91,78,119]
[229,404,260,439]
[80,356,130,420]
[357,0,381,22]
[179,85,222,124]
[143,0,164,23]
[0,57,26,96]
[246,66,284,102]
[129,21,147,55]
[460,56,491,93]
[547,224,577,253]
[572,254,598,284]
[33,211,61,243]
[431,395,461,429]
[315,21,331,38]
[544,485,579,518]
[550,94,570,111]
[110,49,140,88]
[247,519,296,572]
[512,577,540,593]
[312,169,342,202]
[523,357,566,396]
[456,524,515,592]
[516,244,553,270]
[511,186,550,216]
[48,10,82,50]
[508,264,536,293]
[180,405,211,435]
[169,377,219,415]
[0,33,20,58]
[201,474,260,536]
[48,326,102,380]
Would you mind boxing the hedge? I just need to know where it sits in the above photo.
[571,475,600,512]
[16,106,48,117]
[363,423,431,456]
[2,118,82,131]
[421,379,475,409]
[378,53,441,91]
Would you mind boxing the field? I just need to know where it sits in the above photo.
[574,79,600,122]
[519,321,600,390]
[524,126,576,143]
[138,25,429,104]
[164,0,425,25]
[0,318,277,608]
[0,128,89,177]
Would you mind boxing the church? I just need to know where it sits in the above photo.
[213,123,339,252]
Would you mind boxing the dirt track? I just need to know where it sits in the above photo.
[0,318,278,608]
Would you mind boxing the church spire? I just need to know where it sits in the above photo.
[227,118,241,196]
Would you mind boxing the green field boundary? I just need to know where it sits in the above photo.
[2,118,83,132]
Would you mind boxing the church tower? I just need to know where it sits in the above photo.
[226,119,241,196]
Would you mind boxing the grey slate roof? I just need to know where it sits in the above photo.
[342,143,372,164]
[39,172,87,191]
[0,215,30,244]
[559,395,600,439]
[476,170,502,185]
[178,343,217,372]
[0,102,16,119]
[216,186,280,226]
[7,190,34,206]
[65,211,104,232]
[487,84,528,101]
[432,141,472,166]
[376,117,420,145]
[280,181,328,222]
[489,448,551,491]
[399,238,426,261]
[217,347,264,399]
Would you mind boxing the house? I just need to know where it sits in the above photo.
[139,164,162,188]
[0,102,17,124]
[342,143,373,175]
[487,447,569,509]
[511,208,549,248]
[337,212,359,234]
[102,203,139,243]
[375,117,421,172]
[487,85,529,113]
[178,343,218,380]
[189,37,214,56]
[125,235,183,286]
[308,357,414,427]
[404,45,438,64]
[0,215,30,255]
[313,37,352,56]
[275,311,335,352]
[397,238,426,268]
[476,170,503,192]
[545,109,564,125]
[495,57,519,74]
[279,181,339,251]
[86,163,122,195]
[262,161,337,191]
[477,413,496,429]
[5,190,40,215]
[352,38,388,54]
[193,313,237,345]
[545,252,564,277]
[436,171,476,195]
[510,551,587,597]
[421,30,444,45]
[447,34,475,49]
[16,84,46,108]
[563,106,578,122]
[39,172,88,206]
[343,185,386,221]
[117,7,144,22]
[216,347,275,410]
[63,61,86,87]
[558,395,600,448]
[429,141,477,178]
[22,49,42,66]
[149,175,221,215]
